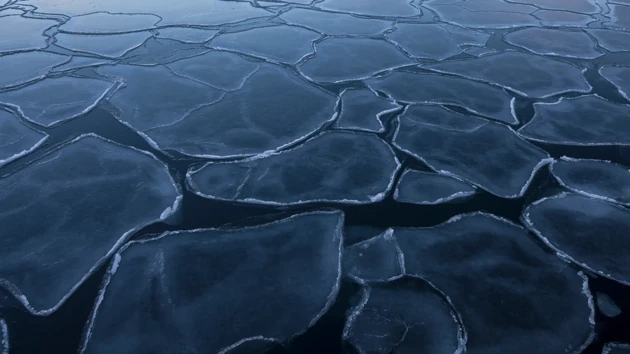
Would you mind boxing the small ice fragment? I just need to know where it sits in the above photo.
[596,292,622,318]
[335,88,400,133]
[344,229,403,282]
[58,12,160,34]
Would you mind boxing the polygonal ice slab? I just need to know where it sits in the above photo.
[298,38,414,83]
[0,52,68,90]
[155,27,219,43]
[603,343,630,354]
[316,0,420,17]
[393,104,550,198]
[55,32,152,58]
[0,134,181,315]
[0,110,48,167]
[58,12,160,34]
[187,131,401,205]
[599,66,630,101]
[522,192,630,286]
[335,88,400,133]
[0,318,6,354]
[386,23,489,60]
[80,211,343,354]
[423,3,540,28]
[395,212,595,354]
[0,16,58,53]
[423,51,590,98]
[394,169,477,205]
[344,279,464,354]
[587,30,630,52]
[0,76,116,127]
[208,25,320,64]
[366,71,517,125]
[504,27,601,59]
[100,64,337,158]
[279,8,392,36]
[518,95,630,146]
[550,157,630,206]
[344,229,404,283]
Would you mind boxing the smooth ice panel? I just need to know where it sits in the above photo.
[344,229,403,282]
[279,8,392,36]
[80,211,343,354]
[599,66,630,101]
[58,12,160,34]
[394,169,477,205]
[187,131,401,205]
[395,213,595,354]
[316,0,420,17]
[520,0,599,13]
[596,292,622,318]
[423,3,539,28]
[504,28,600,59]
[54,32,153,58]
[51,56,111,72]
[0,16,58,53]
[0,134,181,314]
[605,5,630,30]
[0,52,68,90]
[587,30,630,52]
[335,88,400,133]
[0,110,48,167]
[155,27,219,43]
[522,192,630,285]
[393,104,549,198]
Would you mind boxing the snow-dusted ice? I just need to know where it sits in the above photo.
[344,279,464,354]
[599,66,630,101]
[394,169,477,205]
[344,229,403,283]
[522,192,630,286]
[504,27,601,59]
[0,110,48,167]
[0,135,181,314]
[393,104,550,198]
[395,213,595,354]
[335,88,400,133]
[80,211,343,354]
[603,343,630,354]
[187,131,400,205]
[550,157,630,206]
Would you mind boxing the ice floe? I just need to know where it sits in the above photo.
[335,88,400,133]
[599,66,630,101]
[0,51,68,90]
[316,0,421,17]
[155,27,219,43]
[54,31,153,58]
[278,8,392,36]
[0,109,48,167]
[605,4,630,30]
[504,27,601,59]
[344,229,404,283]
[58,12,160,34]
[587,29,630,52]
[0,15,58,53]
[394,169,477,205]
[423,2,540,28]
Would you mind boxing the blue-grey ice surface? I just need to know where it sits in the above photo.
[155,27,219,43]
[599,66,630,101]
[0,16,58,52]
[344,229,403,283]
[550,157,630,206]
[0,109,48,167]
[315,0,420,17]
[394,213,595,354]
[1,318,7,354]
[278,8,392,36]
[523,192,630,286]
[586,30,630,52]
[0,134,181,315]
[335,88,400,133]
[0,52,68,90]
[393,104,550,198]
[54,32,153,58]
[57,12,160,34]
[605,4,630,29]
[596,292,622,318]
[504,28,601,59]
[187,131,401,205]
[603,343,630,354]
[80,211,343,354]
[518,95,630,145]
[394,169,477,205]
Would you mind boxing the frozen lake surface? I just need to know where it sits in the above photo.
[0,0,629,353]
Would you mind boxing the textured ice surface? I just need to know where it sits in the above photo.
[366,71,517,124]
[394,104,549,198]
[424,51,591,98]
[603,343,630,354]
[54,32,153,58]
[550,157,630,206]
[0,318,6,354]
[0,16,58,52]
[51,56,111,72]
[504,28,601,58]
[187,131,400,205]
[587,30,630,52]
[395,212,595,354]
[80,211,343,354]
[299,38,414,83]
[344,280,463,354]
[344,229,403,282]
[316,0,420,17]
[0,135,181,314]
[599,66,630,101]
[523,192,630,286]
[209,25,320,64]
[0,52,68,90]
[0,76,116,127]
[155,27,219,43]
[279,8,392,36]
[0,110,48,167]
[386,23,489,60]
[518,95,630,145]
[335,88,400,133]
[101,64,337,157]
[394,169,477,205]
[58,12,160,34]
[424,3,540,28]
[596,292,622,318]
[605,5,630,30]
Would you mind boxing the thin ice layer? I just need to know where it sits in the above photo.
[423,3,540,28]
[0,110,48,167]
[1,318,6,354]
[187,131,400,205]
[51,56,111,72]
[299,38,414,83]
[335,88,400,133]
[603,343,630,354]
[599,66,630,101]
[0,16,58,53]
[394,169,477,205]
[279,8,392,36]
[518,95,630,145]
[58,12,160,34]
[316,0,420,17]
[395,212,595,354]
[596,292,622,318]
[0,51,68,90]
[344,229,403,282]
[208,25,320,64]
[54,32,152,58]
[100,64,337,158]
[0,134,181,315]
[80,211,343,354]
[587,30,630,52]
[522,192,630,286]
[366,71,517,125]
[550,157,630,206]
[0,76,116,127]
[504,28,601,59]
[344,279,463,354]
[155,27,219,43]
[393,104,549,198]
[423,51,590,98]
